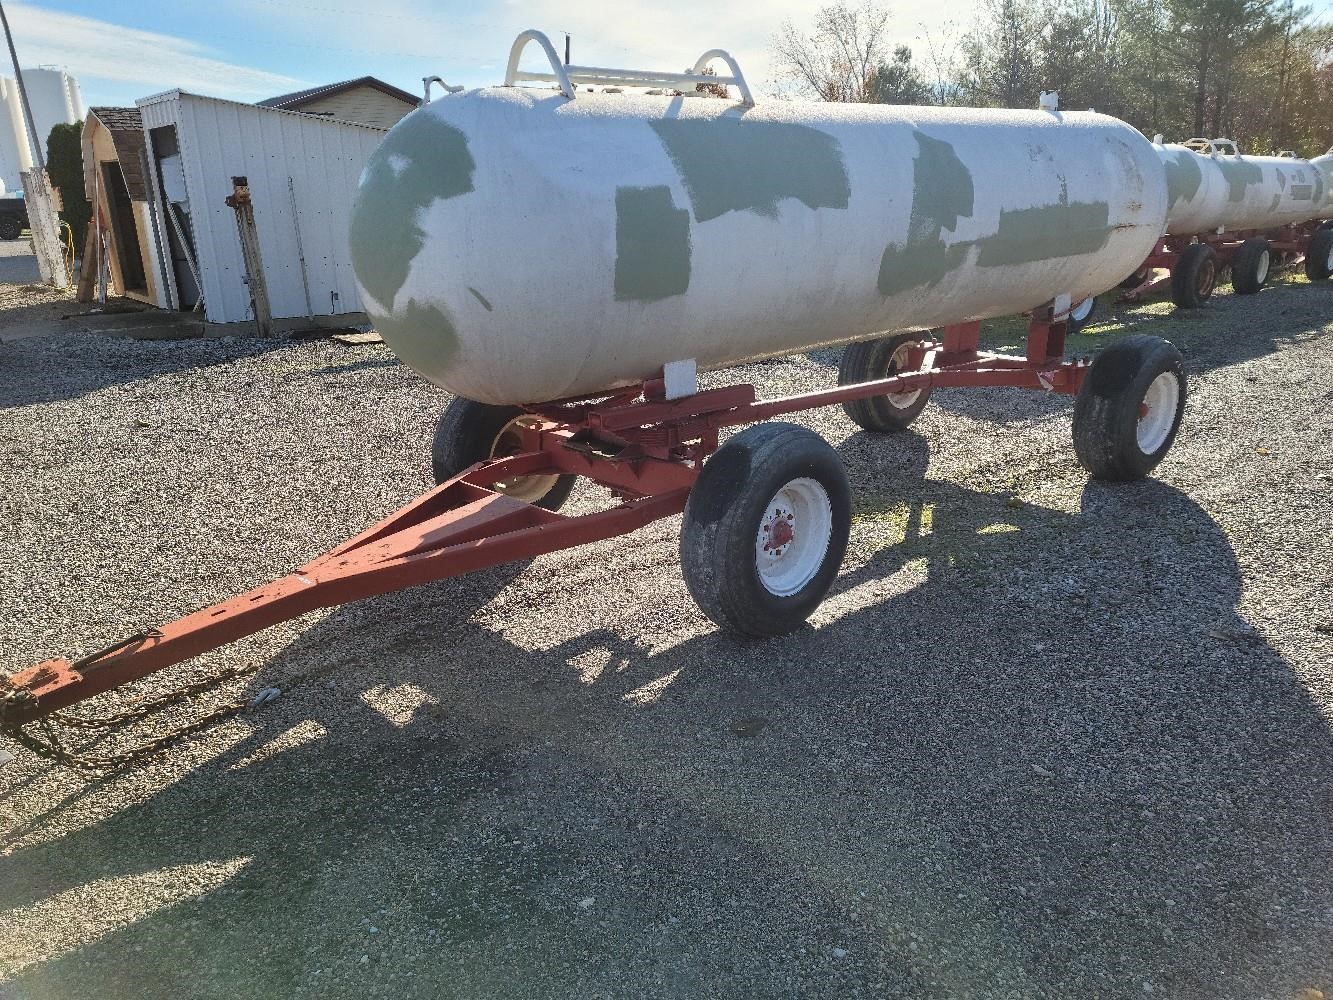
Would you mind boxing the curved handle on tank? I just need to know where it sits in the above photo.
[691,49,755,106]
[422,75,464,104]
[1183,137,1240,158]
[505,29,576,99]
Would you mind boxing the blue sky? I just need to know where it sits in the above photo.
[5,0,999,108]
[7,0,1333,111]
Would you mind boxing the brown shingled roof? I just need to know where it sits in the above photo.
[88,106,149,202]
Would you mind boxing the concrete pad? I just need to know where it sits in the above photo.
[0,240,40,285]
[63,309,206,340]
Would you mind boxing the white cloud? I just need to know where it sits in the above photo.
[225,0,977,99]
[496,0,966,92]
[5,2,300,99]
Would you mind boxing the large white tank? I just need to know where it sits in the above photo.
[1158,140,1329,235]
[0,77,32,192]
[0,69,82,190]
[21,68,81,142]
[350,89,1167,405]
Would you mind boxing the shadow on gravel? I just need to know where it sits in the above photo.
[5,432,1331,1000]
[0,332,292,410]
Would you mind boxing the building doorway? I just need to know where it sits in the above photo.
[102,161,146,293]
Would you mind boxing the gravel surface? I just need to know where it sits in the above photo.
[1,277,1331,1000]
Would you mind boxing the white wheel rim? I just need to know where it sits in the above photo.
[490,415,559,503]
[1256,249,1270,284]
[754,477,833,598]
[1071,296,1095,322]
[1136,372,1180,454]
[887,341,922,408]
[1325,245,1332,270]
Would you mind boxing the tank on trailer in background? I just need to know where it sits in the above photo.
[1122,138,1333,307]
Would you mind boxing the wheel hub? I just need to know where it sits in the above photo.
[887,342,922,407]
[1136,371,1180,454]
[490,415,560,503]
[753,478,833,598]
[763,508,796,553]
[1198,260,1216,297]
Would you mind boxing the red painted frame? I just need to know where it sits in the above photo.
[2,312,1089,727]
[1120,220,1327,302]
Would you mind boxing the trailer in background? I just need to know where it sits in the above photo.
[1122,139,1333,307]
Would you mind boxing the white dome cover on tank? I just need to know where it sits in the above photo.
[349,43,1167,405]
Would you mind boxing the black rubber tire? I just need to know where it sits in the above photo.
[430,397,576,511]
[1066,295,1097,336]
[1072,334,1186,482]
[1305,227,1333,281]
[680,423,851,638]
[1119,265,1152,289]
[1232,237,1271,295]
[0,216,20,241]
[837,333,932,432]
[1170,243,1218,309]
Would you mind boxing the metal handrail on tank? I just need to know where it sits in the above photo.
[422,75,463,104]
[504,29,755,105]
[1183,137,1241,158]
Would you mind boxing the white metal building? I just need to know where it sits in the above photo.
[134,89,387,328]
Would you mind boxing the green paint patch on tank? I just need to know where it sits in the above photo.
[371,298,460,372]
[467,287,493,311]
[1163,149,1203,207]
[1313,157,1333,208]
[877,131,975,297]
[975,201,1112,266]
[1290,183,1314,202]
[615,185,691,302]
[878,241,969,297]
[349,112,476,311]
[908,133,975,233]
[1217,158,1263,202]
[648,118,850,223]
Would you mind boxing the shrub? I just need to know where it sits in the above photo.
[46,121,90,253]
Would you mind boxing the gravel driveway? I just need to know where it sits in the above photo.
[1,279,1331,1000]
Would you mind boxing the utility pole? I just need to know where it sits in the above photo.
[0,0,68,289]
